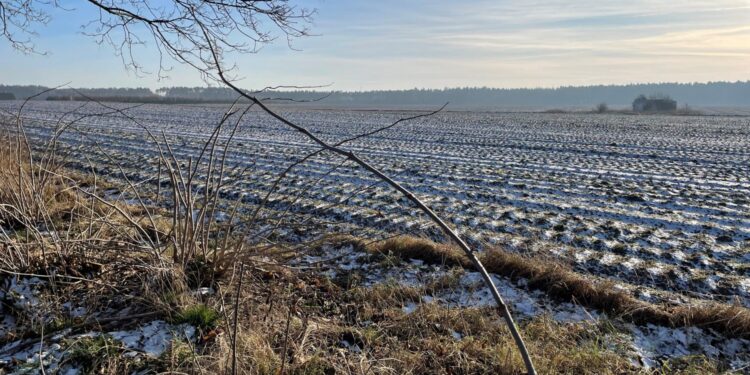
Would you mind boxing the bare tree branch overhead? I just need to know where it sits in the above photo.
[0,1,538,373]
[0,0,51,53]
[1,0,314,78]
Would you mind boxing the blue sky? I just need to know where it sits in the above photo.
[1,0,748,90]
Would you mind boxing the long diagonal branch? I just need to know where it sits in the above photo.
[194,22,537,375]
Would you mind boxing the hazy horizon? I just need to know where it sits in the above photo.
[1,0,748,91]
[4,81,749,110]
[3,79,749,92]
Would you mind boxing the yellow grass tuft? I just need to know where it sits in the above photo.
[373,236,750,339]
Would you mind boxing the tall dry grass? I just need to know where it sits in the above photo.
[373,235,750,339]
[0,100,298,373]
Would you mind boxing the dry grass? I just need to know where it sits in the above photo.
[191,261,729,375]
[372,236,750,339]
[370,236,470,268]
[1,132,194,340]
[191,269,640,374]
[0,244,724,374]
[0,130,735,374]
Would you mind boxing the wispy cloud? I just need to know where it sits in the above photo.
[0,0,747,88]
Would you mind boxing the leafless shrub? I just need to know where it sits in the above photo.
[1,1,539,371]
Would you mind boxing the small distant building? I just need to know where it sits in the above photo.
[632,95,677,112]
[0,93,15,100]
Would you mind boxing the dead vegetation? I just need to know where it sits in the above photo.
[0,111,740,374]
[371,236,750,340]
[151,244,726,374]
[200,272,640,375]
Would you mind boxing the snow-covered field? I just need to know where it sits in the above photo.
[2,100,750,368]
[3,101,749,307]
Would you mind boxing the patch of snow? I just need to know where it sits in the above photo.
[110,320,195,357]
[0,320,197,373]
[629,323,750,369]
[621,257,642,270]
[409,259,424,267]
[450,330,463,340]
[574,250,593,263]
[3,276,45,310]
[599,253,618,266]
[646,266,664,276]
[402,302,418,314]
[193,287,215,297]
[551,303,598,322]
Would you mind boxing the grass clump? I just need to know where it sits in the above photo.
[175,304,220,331]
[372,235,750,340]
[289,356,337,375]
[659,355,720,374]
[149,338,197,371]
[63,335,123,373]
[371,236,469,267]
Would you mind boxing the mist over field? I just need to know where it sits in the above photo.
[3,81,750,110]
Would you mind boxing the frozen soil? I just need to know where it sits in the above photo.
[0,320,195,374]
[2,101,749,372]
[0,242,747,373]
[4,102,748,307]
[293,243,750,371]
[0,275,197,374]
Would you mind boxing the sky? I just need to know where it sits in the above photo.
[0,0,748,90]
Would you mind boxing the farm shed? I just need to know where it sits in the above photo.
[632,95,677,112]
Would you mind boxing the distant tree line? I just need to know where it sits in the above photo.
[1,81,749,108]
[45,95,245,104]
[0,86,153,101]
